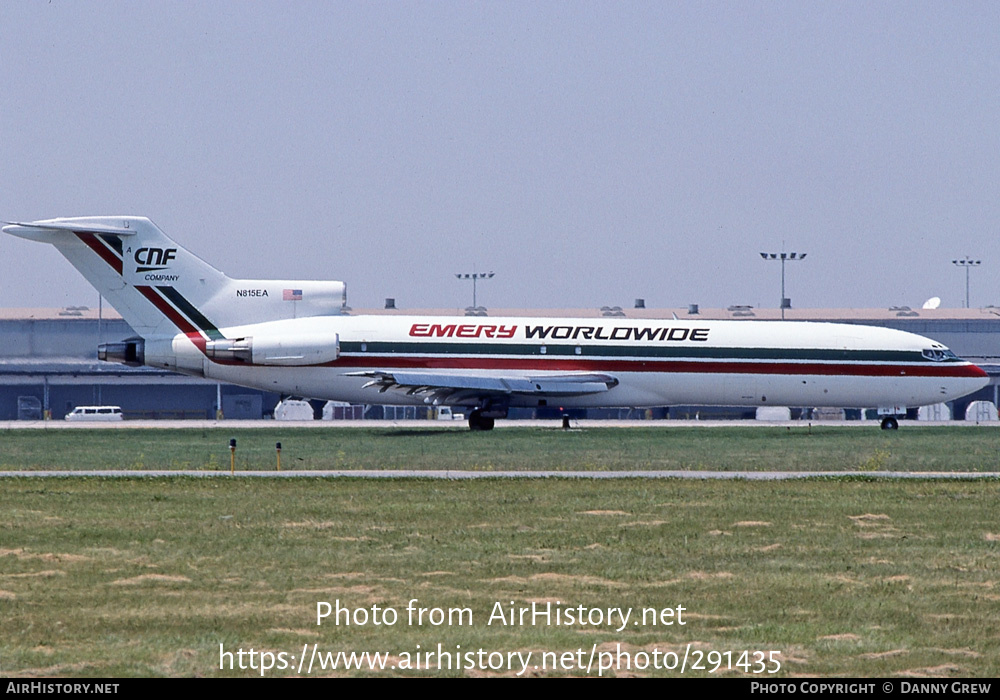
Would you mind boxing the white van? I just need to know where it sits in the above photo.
[65,406,124,421]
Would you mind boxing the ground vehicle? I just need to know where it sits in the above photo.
[64,406,124,421]
[273,399,314,420]
[435,406,465,420]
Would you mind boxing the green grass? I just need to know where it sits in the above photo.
[3,426,999,677]
[2,425,999,472]
[3,477,1000,677]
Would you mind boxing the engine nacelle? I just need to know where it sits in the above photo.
[205,332,339,366]
[98,337,145,366]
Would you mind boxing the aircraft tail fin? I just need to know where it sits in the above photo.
[3,216,346,339]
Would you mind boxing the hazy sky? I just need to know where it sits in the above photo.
[2,1,999,312]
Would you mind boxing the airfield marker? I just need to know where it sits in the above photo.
[276,442,282,471]
[229,438,236,475]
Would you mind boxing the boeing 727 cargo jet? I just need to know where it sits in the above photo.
[3,217,989,430]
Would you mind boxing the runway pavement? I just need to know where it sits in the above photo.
[1,418,993,430]
[2,470,998,480]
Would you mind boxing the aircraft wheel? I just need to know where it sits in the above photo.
[469,411,495,431]
[880,417,899,430]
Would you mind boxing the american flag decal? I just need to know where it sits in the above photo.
[283,289,303,301]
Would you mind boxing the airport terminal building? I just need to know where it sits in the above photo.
[2,305,998,421]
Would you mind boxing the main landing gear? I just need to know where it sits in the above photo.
[468,409,495,431]
[880,416,899,430]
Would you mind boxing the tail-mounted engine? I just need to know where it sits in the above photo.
[205,333,339,366]
[98,337,145,367]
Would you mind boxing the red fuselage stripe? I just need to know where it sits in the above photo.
[330,355,987,378]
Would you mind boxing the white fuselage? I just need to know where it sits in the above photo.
[145,314,989,411]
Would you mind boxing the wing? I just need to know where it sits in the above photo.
[346,370,619,406]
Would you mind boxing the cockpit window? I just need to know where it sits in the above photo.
[922,348,958,362]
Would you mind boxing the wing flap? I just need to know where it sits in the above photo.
[347,371,618,399]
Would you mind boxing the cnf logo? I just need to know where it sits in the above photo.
[133,247,177,270]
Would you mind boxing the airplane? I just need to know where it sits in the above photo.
[3,216,990,431]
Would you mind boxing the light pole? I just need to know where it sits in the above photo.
[759,251,806,320]
[952,258,981,309]
[455,270,494,309]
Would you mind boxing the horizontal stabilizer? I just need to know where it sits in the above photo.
[4,219,137,237]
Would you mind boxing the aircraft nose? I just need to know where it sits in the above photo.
[955,362,990,399]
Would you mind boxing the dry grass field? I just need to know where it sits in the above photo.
[2,479,999,675]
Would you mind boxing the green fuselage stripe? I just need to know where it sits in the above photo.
[156,286,225,341]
